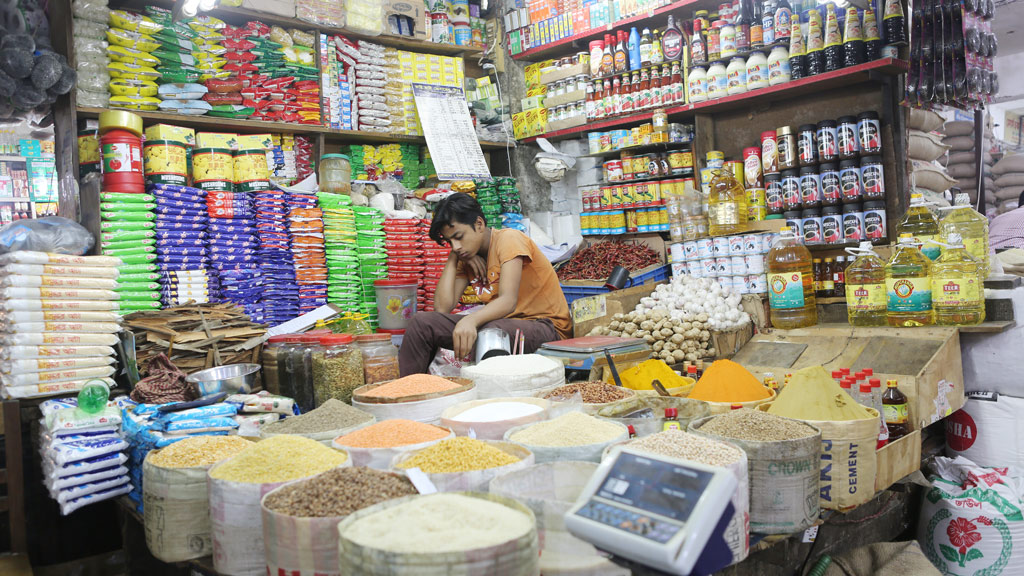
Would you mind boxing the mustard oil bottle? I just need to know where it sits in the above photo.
[931,232,985,325]
[896,193,941,260]
[939,192,990,279]
[707,168,749,236]
[767,226,817,329]
[886,233,933,326]
[844,241,887,326]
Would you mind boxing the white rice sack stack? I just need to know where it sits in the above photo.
[0,251,122,399]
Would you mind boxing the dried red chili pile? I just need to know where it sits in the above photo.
[557,242,661,281]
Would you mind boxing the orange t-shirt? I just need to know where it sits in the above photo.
[456,229,572,339]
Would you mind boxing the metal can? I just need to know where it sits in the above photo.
[622,182,637,207]
[626,209,639,233]
[706,150,725,170]
[608,184,623,208]
[776,126,797,170]
[649,181,662,204]
[632,155,649,179]
[603,159,624,182]
[600,186,612,208]
[621,153,635,180]
[761,130,779,174]
[724,160,744,186]
[765,173,784,214]
[667,148,695,174]
[748,205,768,221]
[743,146,763,188]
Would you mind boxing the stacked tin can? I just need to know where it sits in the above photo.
[671,232,775,296]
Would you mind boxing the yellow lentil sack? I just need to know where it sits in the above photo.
[143,436,253,563]
[208,436,350,575]
[393,439,535,493]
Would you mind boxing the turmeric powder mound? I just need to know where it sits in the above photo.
[620,359,690,391]
[688,359,771,403]
[767,366,875,421]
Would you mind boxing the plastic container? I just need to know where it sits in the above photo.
[373,280,418,330]
[885,233,933,327]
[939,192,989,278]
[931,233,985,326]
[319,154,352,195]
[260,335,291,395]
[100,128,144,193]
[897,193,941,261]
[313,334,363,405]
[707,169,749,236]
[844,242,887,326]
[354,333,399,386]
[766,227,817,329]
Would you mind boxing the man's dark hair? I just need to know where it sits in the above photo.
[429,193,486,246]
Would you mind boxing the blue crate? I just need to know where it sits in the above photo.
[561,264,670,306]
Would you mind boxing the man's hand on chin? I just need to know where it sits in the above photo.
[452,315,479,360]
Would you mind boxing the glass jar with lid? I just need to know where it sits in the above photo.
[261,334,291,395]
[275,335,304,400]
[312,333,364,405]
[354,333,400,386]
[319,154,352,195]
[285,334,321,412]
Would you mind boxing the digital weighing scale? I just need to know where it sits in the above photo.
[564,446,737,576]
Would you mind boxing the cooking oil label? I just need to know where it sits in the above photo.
[933,276,981,307]
[768,271,806,309]
[963,238,987,262]
[886,277,932,312]
[846,282,885,311]
[883,403,908,425]
[916,234,941,260]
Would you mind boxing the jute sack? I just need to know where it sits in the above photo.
[909,130,951,162]
[947,162,976,179]
[942,120,974,137]
[143,456,213,562]
[943,136,975,152]
[995,186,1023,201]
[994,154,1024,175]
[995,173,1024,188]
[908,108,944,132]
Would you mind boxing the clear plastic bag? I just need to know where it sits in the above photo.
[344,0,384,36]
[73,18,109,40]
[296,0,344,27]
[0,217,95,255]
[73,37,108,60]
[72,0,110,24]
[76,70,110,92]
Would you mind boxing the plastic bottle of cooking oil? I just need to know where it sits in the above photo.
[767,226,817,329]
[886,233,933,326]
[939,192,989,279]
[931,232,985,325]
[707,168,749,236]
[844,241,887,326]
[896,193,941,261]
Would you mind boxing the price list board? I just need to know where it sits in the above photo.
[412,84,491,180]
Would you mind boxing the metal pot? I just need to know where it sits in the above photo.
[475,327,510,364]
[185,363,260,396]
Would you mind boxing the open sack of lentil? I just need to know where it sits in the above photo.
[490,462,629,576]
[687,359,776,414]
[440,397,551,440]
[690,410,821,535]
[351,374,477,424]
[598,395,710,438]
[336,492,539,576]
[505,411,628,464]
[461,354,565,399]
[537,381,635,415]
[392,437,535,492]
[142,436,252,562]
[208,435,349,576]
[260,398,375,445]
[261,467,418,576]
[332,419,453,469]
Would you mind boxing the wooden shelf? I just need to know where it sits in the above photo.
[523,58,909,143]
[76,107,513,149]
[958,320,1016,333]
[586,141,695,158]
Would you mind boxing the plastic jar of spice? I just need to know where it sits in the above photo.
[261,334,291,395]
[313,334,364,405]
[319,154,352,195]
[355,333,400,386]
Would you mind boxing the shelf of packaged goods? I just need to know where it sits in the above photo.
[75,107,513,149]
[582,200,667,213]
[583,229,670,236]
[586,141,694,158]
[511,0,694,61]
[601,173,693,185]
[120,0,486,59]
[523,58,910,143]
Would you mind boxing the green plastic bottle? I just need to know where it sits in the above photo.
[886,233,933,327]
[939,192,989,279]
[931,232,985,326]
[77,379,110,413]
[767,226,818,329]
[844,242,887,326]
[896,193,941,261]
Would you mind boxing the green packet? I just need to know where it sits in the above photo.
[154,49,197,66]
[104,245,157,258]
[100,192,155,203]
[117,272,161,282]
[157,35,195,53]
[100,220,155,231]
[117,263,158,273]
[207,105,255,118]
[102,229,156,243]
[159,67,202,84]
[118,299,164,310]
[115,282,162,292]
[114,253,159,265]
[100,202,157,213]
[118,291,163,301]
[102,238,156,252]
[101,210,156,222]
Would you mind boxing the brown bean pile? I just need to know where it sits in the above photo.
[544,382,632,404]
[263,467,417,518]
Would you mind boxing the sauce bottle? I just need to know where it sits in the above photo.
[691,19,708,65]
[614,31,628,73]
[775,0,793,44]
[833,255,846,297]
[823,4,843,73]
[789,13,807,80]
[813,257,825,297]
[663,15,685,62]
[931,232,985,325]
[822,257,836,296]
[651,28,664,65]
[886,233,933,327]
[882,0,907,45]
[736,0,752,52]
[882,379,909,441]
[806,9,825,76]
[601,34,615,76]
[897,193,941,260]
[762,0,777,46]
[751,0,764,50]
[767,226,818,329]
[864,4,882,60]
[842,6,865,67]
[670,62,684,103]
[663,408,682,431]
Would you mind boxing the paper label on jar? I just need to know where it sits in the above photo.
[886,277,932,312]
[768,271,806,309]
[768,57,791,83]
[847,282,886,312]
[933,276,981,307]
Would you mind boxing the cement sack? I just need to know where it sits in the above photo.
[807,411,880,511]
[918,456,1024,576]
[945,392,1024,469]
[143,456,214,562]
[961,286,1024,396]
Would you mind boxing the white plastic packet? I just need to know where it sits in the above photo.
[60,483,132,515]
[0,263,120,278]
[3,365,116,387]
[48,436,128,466]
[46,404,122,433]
[56,475,131,504]
[2,333,119,346]
[48,464,128,491]
[43,451,127,479]
[1,299,120,311]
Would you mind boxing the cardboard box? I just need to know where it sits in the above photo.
[543,89,584,108]
[521,95,545,111]
[236,134,273,150]
[145,124,196,146]
[385,0,427,40]
[540,61,588,84]
[241,0,294,17]
[196,132,239,150]
[571,283,661,337]
[731,325,965,432]
[874,430,922,492]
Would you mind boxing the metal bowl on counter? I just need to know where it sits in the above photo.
[186,363,260,396]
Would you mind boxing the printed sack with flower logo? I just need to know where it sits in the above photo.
[917,456,1024,575]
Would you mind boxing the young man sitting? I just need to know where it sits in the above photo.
[398,193,572,376]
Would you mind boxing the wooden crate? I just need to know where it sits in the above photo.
[875,430,922,492]
[731,324,964,432]
[571,283,660,337]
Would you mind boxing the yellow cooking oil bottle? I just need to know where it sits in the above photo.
[939,192,989,279]
[767,226,817,329]
[896,193,941,260]
[931,232,985,325]
[886,233,933,326]
[707,168,749,236]
[844,241,887,326]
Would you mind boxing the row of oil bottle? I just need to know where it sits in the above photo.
[767,191,989,328]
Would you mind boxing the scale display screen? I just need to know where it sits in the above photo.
[596,452,714,523]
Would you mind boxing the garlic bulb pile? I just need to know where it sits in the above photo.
[587,276,750,365]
